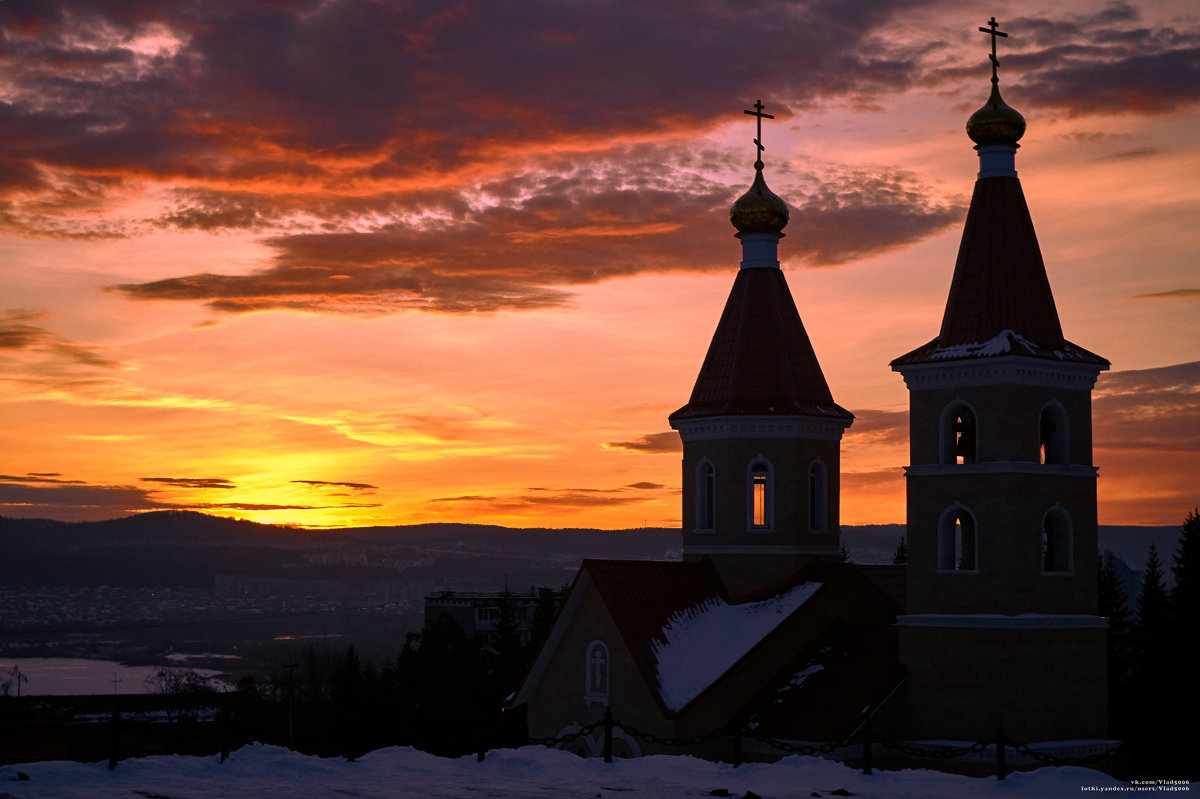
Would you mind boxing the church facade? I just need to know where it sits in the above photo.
[514,22,1112,759]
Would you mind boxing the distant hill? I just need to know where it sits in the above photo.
[0,510,1182,590]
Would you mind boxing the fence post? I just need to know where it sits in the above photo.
[862,721,873,776]
[733,729,742,768]
[603,707,614,763]
[108,699,120,771]
[995,723,1006,781]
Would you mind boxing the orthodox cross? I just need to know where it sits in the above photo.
[744,99,774,167]
[979,17,1008,84]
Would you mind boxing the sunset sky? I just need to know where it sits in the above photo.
[1,0,1197,530]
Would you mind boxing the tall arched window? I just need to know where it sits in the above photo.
[696,460,716,531]
[1040,402,1070,465]
[808,460,828,532]
[941,402,977,465]
[748,458,773,530]
[938,506,978,572]
[1042,507,1073,573]
[584,640,609,704]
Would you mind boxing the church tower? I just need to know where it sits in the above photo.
[669,102,853,598]
[889,20,1110,742]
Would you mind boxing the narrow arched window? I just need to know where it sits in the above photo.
[938,507,977,572]
[808,460,828,532]
[584,640,609,704]
[1042,508,1073,573]
[1040,402,1070,465]
[941,403,977,465]
[696,460,716,531]
[748,458,773,529]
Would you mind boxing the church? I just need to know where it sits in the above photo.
[513,20,1112,762]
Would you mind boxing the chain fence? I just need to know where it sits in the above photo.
[521,711,1122,781]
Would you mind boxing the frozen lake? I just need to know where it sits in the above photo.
[1,657,229,696]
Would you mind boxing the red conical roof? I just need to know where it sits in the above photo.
[893,176,1108,368]
[670,267,852,421]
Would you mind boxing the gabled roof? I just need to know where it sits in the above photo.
[576,558,900,722]
[746,622,905,741]
[580,558,726,716]
[854,564,907,613]
[893,177,1107,369]
[670,267,853,421]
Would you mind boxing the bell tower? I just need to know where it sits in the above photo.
[669,101,853,597]
[889,20,1110,743]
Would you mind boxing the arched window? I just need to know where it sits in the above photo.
[584,640,609,704]
[1042,507,1073,573]
[748,458,773,530]
[696,460,716,531]
[941,402,977,465]
[1040,402,1070,465]
[938,506,978,572]
[808,460,828,532]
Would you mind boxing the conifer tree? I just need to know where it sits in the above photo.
[1170,508,1199,631]
[892,535,908,565]
[1098,551,1133,683]
[1135,543,1170,677]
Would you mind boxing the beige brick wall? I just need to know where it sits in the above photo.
[895,622,1108,742]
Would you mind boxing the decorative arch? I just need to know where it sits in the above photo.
[808,459,828,532]
[552,722,643,759]
[937,505,978,572]
[695,458,716,532]
[747,457,774,530]
[940,401,978,465]
[1039,401,1070,465]
[584,640,609,704]
[1042,506,1073,573]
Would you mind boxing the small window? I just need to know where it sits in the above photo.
[808,460,828,532]
[1040,402,1070,465]
[942,403,977,465]
[938,507,977,572]
[696,460,716,531]
[585,640,609,704]
[748,459,773,529]
[1042,508,1073,573]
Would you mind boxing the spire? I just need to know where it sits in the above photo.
[671,101,851,422]
[891,21,1108,369]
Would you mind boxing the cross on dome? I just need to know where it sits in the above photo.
[743,99,774,169]
[979,16,1009,84]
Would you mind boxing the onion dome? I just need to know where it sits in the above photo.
[967,81,1026,146]
[730,162,789,235]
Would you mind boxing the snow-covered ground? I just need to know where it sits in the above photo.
[2,743,1180,799]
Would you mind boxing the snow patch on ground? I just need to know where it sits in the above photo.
[0,743,1153,799]
[653,582,821,711]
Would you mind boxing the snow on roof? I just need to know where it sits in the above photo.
[652,581,821,711]
[931,328,1036,360]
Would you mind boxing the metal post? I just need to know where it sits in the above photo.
[996,723,1006,781]
[603,707,614,763]
[108,700,120,770]
[863,721,873,775]
[733,729,743,768]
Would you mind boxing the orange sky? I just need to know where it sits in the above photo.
[1,1,1197,528]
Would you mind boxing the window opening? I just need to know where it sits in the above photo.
[808,461,828,531]
[939,509,977,571]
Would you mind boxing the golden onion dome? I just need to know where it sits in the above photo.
[730,163,789,234]
[967,81,1026,146]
